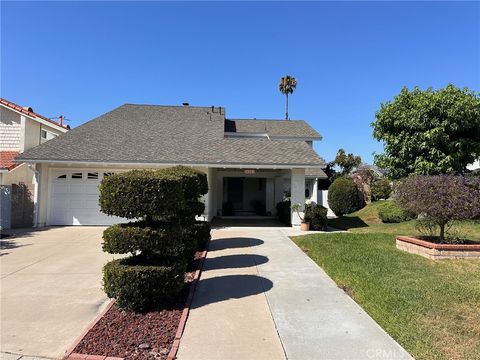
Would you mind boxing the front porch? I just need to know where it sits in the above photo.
[202,167,325,227]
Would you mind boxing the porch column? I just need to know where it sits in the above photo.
[312,177,318,204]
[291,168,305,227]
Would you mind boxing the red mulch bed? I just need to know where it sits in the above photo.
[73,251,204,360]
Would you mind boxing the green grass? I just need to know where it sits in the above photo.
[328,201,480,241]
[293,233,480,360]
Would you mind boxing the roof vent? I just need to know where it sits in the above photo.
[182,102,189,106]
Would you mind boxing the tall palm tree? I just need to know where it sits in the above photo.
[279,75,297,120]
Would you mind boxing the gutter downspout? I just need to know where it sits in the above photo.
[27,164,40,227]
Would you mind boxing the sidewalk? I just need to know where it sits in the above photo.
[176,226,412,360]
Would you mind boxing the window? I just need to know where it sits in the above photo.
[57,174,67,179]
[103,172,114,177]
[41,130,47,139]
[71,172,83,179]
[87,172,99,179]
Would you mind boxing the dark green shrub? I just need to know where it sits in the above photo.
[102,221,184,257]
[377,201,414,223]
[99,170,184,220]
[99,166,209,311]
[276,200,291,225]
[103,256,186,312]
[305,204,328,230]
[371,177,392,201]
[328,177,365,216]
[99,167,208,220]
[193,221,211,249]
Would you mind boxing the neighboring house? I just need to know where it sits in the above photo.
[0,98,69,229]
[356,163,387,177]
[15,103,327,227]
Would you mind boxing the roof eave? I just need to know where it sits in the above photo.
[14,158,325,169]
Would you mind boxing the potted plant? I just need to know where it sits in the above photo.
[292,203,310,231]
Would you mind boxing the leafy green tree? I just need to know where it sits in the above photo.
[331,148,362,177]
[279,75,297,120]
[372,85,480,179]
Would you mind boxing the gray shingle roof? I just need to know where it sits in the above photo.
[305,168,328,178]
[17,104,324,167]
[225,119,321,139]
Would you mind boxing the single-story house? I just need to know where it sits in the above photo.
[1,98,69,229]
[15,103,328,227]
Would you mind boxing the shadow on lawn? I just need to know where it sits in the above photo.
[329,216,369,230]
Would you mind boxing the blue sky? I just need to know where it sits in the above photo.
[2,1,479,164]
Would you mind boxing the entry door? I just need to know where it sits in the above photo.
[227,177,244,210]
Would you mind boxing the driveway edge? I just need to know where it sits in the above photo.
[62,241,210,360]
[167,242,209,360]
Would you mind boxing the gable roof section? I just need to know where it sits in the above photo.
[225,119,321,139]
[0,98,68,131]
[16,104,325,167]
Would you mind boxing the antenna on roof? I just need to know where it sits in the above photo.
[49,115,71,127]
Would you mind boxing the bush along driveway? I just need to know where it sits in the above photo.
[294,203,480,359]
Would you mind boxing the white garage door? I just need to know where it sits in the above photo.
[49,169,126,226]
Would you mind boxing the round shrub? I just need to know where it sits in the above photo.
[102,221,184,256]
[376,201,414,223]
[304,203,328,230]
[103,256,186,311]
[328,177,365,216]
[371,177,392,201]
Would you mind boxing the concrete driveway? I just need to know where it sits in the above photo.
[1,226,113,359]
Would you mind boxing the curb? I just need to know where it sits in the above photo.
[166,242,209,360]
[63,242,209,360]
[63,299,117,359]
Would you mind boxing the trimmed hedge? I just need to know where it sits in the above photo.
[305,204,328,230]
[103,256,186,311]
[102,221,184,256]
[99,166,209,311]
[276,200,291,226]
[377,201,414,223]
[99,167,208,220]
[328,177,365,216]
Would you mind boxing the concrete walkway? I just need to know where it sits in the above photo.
[177,226,412,360]
[1,226,112,359]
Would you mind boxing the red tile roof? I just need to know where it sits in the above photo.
[0,151,20,170]
[0,98,68,129]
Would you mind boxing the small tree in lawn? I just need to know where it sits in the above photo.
[372,85,480,179]
[98,166,208,311]
[395,175,480,243]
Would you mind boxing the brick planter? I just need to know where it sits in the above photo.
[396,236,480,260]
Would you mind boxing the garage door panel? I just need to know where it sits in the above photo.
[52,184,69,195]
[70,184,86,194]
[49,169,127,226]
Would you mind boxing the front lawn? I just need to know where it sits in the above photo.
[328,201,480,241]
[293,232,480,360]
